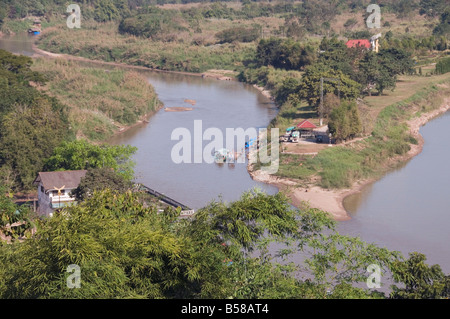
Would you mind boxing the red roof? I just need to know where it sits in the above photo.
[297,120,317,129]
[346,39,371,49]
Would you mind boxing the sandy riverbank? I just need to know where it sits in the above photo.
[249,98,450,221]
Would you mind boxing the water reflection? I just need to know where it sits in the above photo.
[0,33,36,56]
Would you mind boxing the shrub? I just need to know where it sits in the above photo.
[216,26,260,44]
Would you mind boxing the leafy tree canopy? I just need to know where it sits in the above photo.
[44,140,137,181]
[0,189,416,299]
[390,252,450,299]
[328,101,362,142]
[0,186,33,242]
[0,50,68,190]
[71,167,132,201]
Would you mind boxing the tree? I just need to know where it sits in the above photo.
[433,8,450,38]
[319,93,341,120]
[71,167,132,201]
[0,50,67,190]
[298,64,361,108]
[255,38,316,71]
[419,0,448,18]
[0,189,411,299]
[94,0,121,22]
[358,49,413,95]
[0,99,68,189]
[0,190,213,298]
[216,26,260,44]
[274,77,302,106]
[328,101,362,142]
[390,253,450,299]
[436,56,450,75]
[0,186,32,241]
[44,140,137,181]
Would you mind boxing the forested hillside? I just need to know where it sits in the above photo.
[0,49,69,190]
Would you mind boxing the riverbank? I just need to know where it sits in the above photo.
[249,97,450,221]
[31,56,163,142]
[32,44,240,82]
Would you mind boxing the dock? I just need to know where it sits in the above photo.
[137,184,194,217]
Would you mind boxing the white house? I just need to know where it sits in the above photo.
[33,170,87,217]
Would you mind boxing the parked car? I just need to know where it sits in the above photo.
[316,135,323,143]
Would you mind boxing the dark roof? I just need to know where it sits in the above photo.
[33,170,87,191]
[346,39,371,49]
[297,119,317,129]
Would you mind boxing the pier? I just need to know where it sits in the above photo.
[137,184,194,217]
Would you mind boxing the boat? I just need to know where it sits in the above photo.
[214,148,230,163]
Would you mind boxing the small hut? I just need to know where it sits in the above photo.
[28,19,42,35]
[296,119,317,138]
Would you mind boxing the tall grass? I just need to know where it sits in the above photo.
[32,58,162,141]
[37,22,256,73]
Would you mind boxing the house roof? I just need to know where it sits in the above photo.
[33,170,87,191]
[346,39,371,49]
[297,120,317,129]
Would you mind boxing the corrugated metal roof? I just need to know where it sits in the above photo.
[33,170,87,191]
[346,39,371,49]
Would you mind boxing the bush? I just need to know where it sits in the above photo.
[328,101,362,142]
[435,56,450,75]
[216,26,260,44]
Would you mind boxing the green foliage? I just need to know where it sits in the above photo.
[31,58,161,141]
[94,0,123,22]
[0,50,68,190]
[274,77,302,106]
[419,0,448,18]
[44,140,137,181]
[71,167,132,201]
[256,38,316,71]
[0,190,214,298]
[216,26,260,44]
[298,64,361,107]
[433,8,450,38]
[0,186,32,241]
[320,93,341,120]
[0,188,447,298]
[390,253,450,299]
[435,56,450,75]
[119,9,188,40]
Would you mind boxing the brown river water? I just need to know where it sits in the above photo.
[1,34,448,274]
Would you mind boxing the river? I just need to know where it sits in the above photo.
[340,111,450,273]
[1,34,448,274]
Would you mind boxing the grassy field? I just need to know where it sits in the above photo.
[37,21,258,73]
[31,58,162,142]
